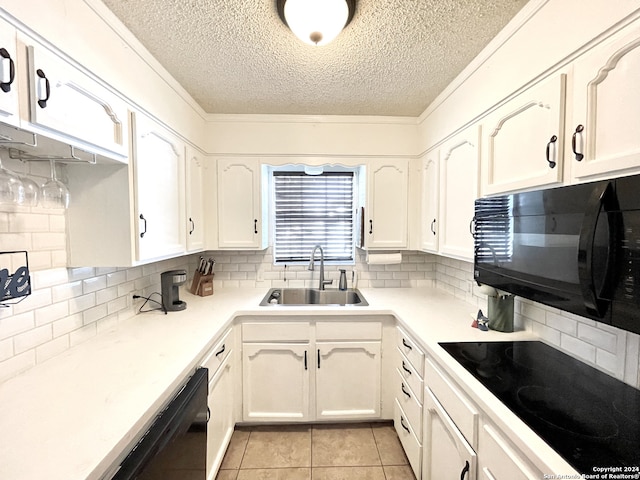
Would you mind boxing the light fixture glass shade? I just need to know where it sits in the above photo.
[283,0,349,46]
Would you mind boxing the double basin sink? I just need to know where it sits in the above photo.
[259,288,369,306]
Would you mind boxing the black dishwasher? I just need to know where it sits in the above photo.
[112,367,209,480]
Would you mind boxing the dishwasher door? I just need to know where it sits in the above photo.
[112,367,209,480]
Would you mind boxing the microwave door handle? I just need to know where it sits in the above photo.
[577,181,616,316]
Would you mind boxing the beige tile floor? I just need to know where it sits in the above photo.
[215,422,416,480]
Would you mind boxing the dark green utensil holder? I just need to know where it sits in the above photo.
[488,295,514,332]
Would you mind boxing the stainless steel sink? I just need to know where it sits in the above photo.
[259,288,369,306]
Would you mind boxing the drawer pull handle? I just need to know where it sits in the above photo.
[400,416,410,433]
[36,68,51,108]
[254,219,258,234]
[572,124,584,161]
[545,134,557,168]
[317,349,321,369]
[369,219,373,234]
[402,361,412,375]
[189,217,195,235]
[139,214,147,238]
[401,383,411,399]
[430,218,436,235]
[215,344,225,357]
[304,350,308,370]
[402,338,412,350]
[206,407,211,422]
[0,48,15,93]
[460,460,470,480]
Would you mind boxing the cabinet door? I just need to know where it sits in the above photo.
[207,355,234,480]
[482,73,566,195]
[242,343,310,422]
[133,112,185,261]
[24,36,128,159]
[423,388,477,480]
[186,146,205,252]
[570,21,640,181]
[366,159,408,249]
[439,126,479,261]
[478,424,538,480]
[0,18,19,127]
[217,158,263,249]
[420,152,439,253]
[315,341,381,420]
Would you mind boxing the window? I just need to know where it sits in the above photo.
[273,171,355,263]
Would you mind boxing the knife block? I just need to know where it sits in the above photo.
[190,272,214,297]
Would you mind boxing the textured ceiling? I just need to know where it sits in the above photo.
[101,0,529,116]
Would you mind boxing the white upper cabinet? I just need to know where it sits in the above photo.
[185,145,205,253]
[133,112,186,262]
[21,33,128,161]
[217,157,267,250]
[0,17,19,127]
[365,159,409,249]
[570,20,640,182]
[439,126,480,261]
[481,73,566,195]
[420,151,439,253]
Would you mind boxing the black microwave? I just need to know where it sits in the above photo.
[474,174,640,335]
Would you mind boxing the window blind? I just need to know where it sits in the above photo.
[273,172,355,263]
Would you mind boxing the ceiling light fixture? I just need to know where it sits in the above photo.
[277,0,356,46]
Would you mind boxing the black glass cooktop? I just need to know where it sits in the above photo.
[439,341,640,474]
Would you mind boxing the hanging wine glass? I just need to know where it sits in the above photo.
[41,159,69,209]
[0,150,25,205]
[18,160,39,207]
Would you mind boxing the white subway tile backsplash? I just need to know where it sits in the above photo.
[32,268,69,289]
[82,304,108,325]
[106,270,127,287]
[14,324,52,354]
[0,312,35,340]
[96,286,118,306]
[35,301,69,326]
[69,293,96,315]
[32,232,66,250]
[53,313,84,337]
[0,350,35,383]
[561,333,597,363]
[578,323,618,353]
[83,276,107,294]
[52,280,83,302]
[0,338,13,362]
[107,295,129,315]
[8,213,50,232]
[545,311,578,336]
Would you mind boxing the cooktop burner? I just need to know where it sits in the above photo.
[439,341,640,474]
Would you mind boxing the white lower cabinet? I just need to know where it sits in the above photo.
[478,424,538,480]
[316,341,381,420]
[241,320,382,423]
[200,328,235,480]
[243,342,311,422]
[423,388,477,480]
[394,398,422,477]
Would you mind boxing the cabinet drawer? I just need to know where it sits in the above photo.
[480,424,539,480]
[425,357,478,448]
[201,328,233,376]
[396,327,424,376]
[394,399,422,479]
[397,348,424,405]
[316,321,381,341]
[242,322,309,342]
[395,369,422,441]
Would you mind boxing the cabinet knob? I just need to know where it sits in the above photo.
[572,124,585,161]
[0,48,15,93]
[545,135,557,169]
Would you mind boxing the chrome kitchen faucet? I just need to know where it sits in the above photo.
[308,245,333,290]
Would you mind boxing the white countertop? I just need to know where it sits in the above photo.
[0,286,573,480]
